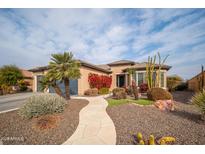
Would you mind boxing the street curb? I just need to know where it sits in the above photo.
[0,108,19,114]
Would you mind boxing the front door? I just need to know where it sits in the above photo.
[116,74,125,87]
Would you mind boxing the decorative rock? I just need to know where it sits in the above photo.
[154,100,175,111]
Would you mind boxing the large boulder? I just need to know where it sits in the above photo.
[154,100,175,111]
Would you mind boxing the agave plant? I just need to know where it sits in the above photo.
[191,89,205,120]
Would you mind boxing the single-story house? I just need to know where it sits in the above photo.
[29,60,171,95]
[188,71,205,92]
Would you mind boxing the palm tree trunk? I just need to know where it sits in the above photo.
[64,78,70,100]
[53,84,63,97]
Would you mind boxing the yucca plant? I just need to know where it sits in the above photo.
[191,89,205,120]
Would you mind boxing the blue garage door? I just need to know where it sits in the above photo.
[49,79,78,96]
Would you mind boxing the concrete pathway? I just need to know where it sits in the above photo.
[63,95,116,145]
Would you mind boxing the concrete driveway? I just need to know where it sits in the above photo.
[0,92,40,112]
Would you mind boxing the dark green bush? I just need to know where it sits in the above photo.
[18,80,28,91]
[112,87,127,99]
[18,93,66,119]
[147,87,173,101]
[99,87,109,95]
[167,75,183,92]
[175,82,188,91]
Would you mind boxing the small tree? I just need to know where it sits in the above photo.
[167,75,183,92]
[127,68,139,100]
[0,65,23,86]
[49,52,81,100]
[131,80,139,100]
[40,70,63,96]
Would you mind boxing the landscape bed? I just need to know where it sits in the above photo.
[106,93,205,145]
[0,99,88,145]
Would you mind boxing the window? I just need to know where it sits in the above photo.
[138,73,144,86]
[132,73,136,83]
[160,72,164,87]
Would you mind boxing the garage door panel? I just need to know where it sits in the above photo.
[49,79,78,95]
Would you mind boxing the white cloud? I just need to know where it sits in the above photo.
[0,9,205,79]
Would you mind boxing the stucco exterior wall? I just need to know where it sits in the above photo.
[188,72,205,92]
[32,71,48,92]
[24,78,33,91]
[78,66,110,95]
[109,64,133,90]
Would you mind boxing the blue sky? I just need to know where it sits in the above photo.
[0,9,205,79]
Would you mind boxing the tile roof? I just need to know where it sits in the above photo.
[28,60,171,73]
[123,62,171,71]
[20,69,33,78]
[107,60,135,66]
[28,60,112,73]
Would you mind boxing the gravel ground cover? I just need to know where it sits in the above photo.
[106,91,205,145]
[0,99,88,145]
[171,91,194,104]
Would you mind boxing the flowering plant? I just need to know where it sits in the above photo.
[88,73,112,89]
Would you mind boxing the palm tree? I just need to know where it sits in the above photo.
[40,70,64,96]
[49,52,81,100]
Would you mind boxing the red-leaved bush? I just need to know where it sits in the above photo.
[139,83,148,93]
[88,73,112,89]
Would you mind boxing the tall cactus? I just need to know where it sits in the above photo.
[155,52,169,87]
[146,55,156,89]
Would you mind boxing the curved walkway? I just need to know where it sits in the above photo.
[63,95,116,145]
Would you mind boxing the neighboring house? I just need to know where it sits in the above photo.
[188,71,205,92]
[29,60,171,95]
[20,69,33,91]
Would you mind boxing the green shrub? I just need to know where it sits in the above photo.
[112,87,127,99]
[17,80,28,91]
[84,88,98,96]
[1,84,12,94]
[113,87,125,95]
[147,87,173,101]
[0,65,23,86]
[191,89,205,119]
[99,87,109,95]
[167,75,183,92]
[18,93,66,119]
